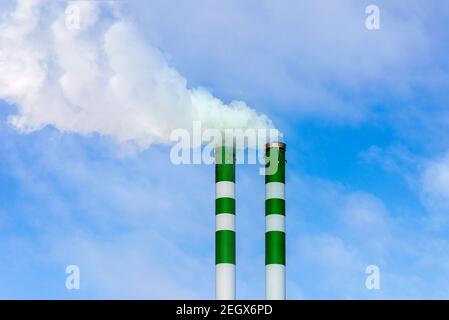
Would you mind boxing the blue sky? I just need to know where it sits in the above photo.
[1,0,449,299]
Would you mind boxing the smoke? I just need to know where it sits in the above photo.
[0,0,274,149]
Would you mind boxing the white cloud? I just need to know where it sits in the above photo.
[298,234,359,270]
[127,0,440,122]
[0,127,216,298]
[2,128,449,298]
[0,0,273,149]
[2,0,449,299]
[361,144,449,227]
[421,152,449,225]
[422,153,449,203]
[340,192,399,264]
[47,231,210,299]
[285,175,442,298]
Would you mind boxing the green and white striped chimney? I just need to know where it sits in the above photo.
[265,142,286,300]
[215,145,236,300]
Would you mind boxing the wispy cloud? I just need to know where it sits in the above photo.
[2,0,449,300]
[126,1,448,123]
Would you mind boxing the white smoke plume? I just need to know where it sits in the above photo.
[0,0,274,149]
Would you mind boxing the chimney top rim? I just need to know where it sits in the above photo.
[266,142,286,150]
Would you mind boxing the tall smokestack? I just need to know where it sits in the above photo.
[265,142,286,300]
[215,145,236,299]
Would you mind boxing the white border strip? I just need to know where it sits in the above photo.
[265,182,285,200]
[266,214,285,232]
[216,214,235,231]
[216,263,236,300]
[216,181,235,199]
[266,264,285,300]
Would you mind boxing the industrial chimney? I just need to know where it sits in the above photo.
[213,141,286,300]
[215,144,236,300]
[265,142,286,300]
